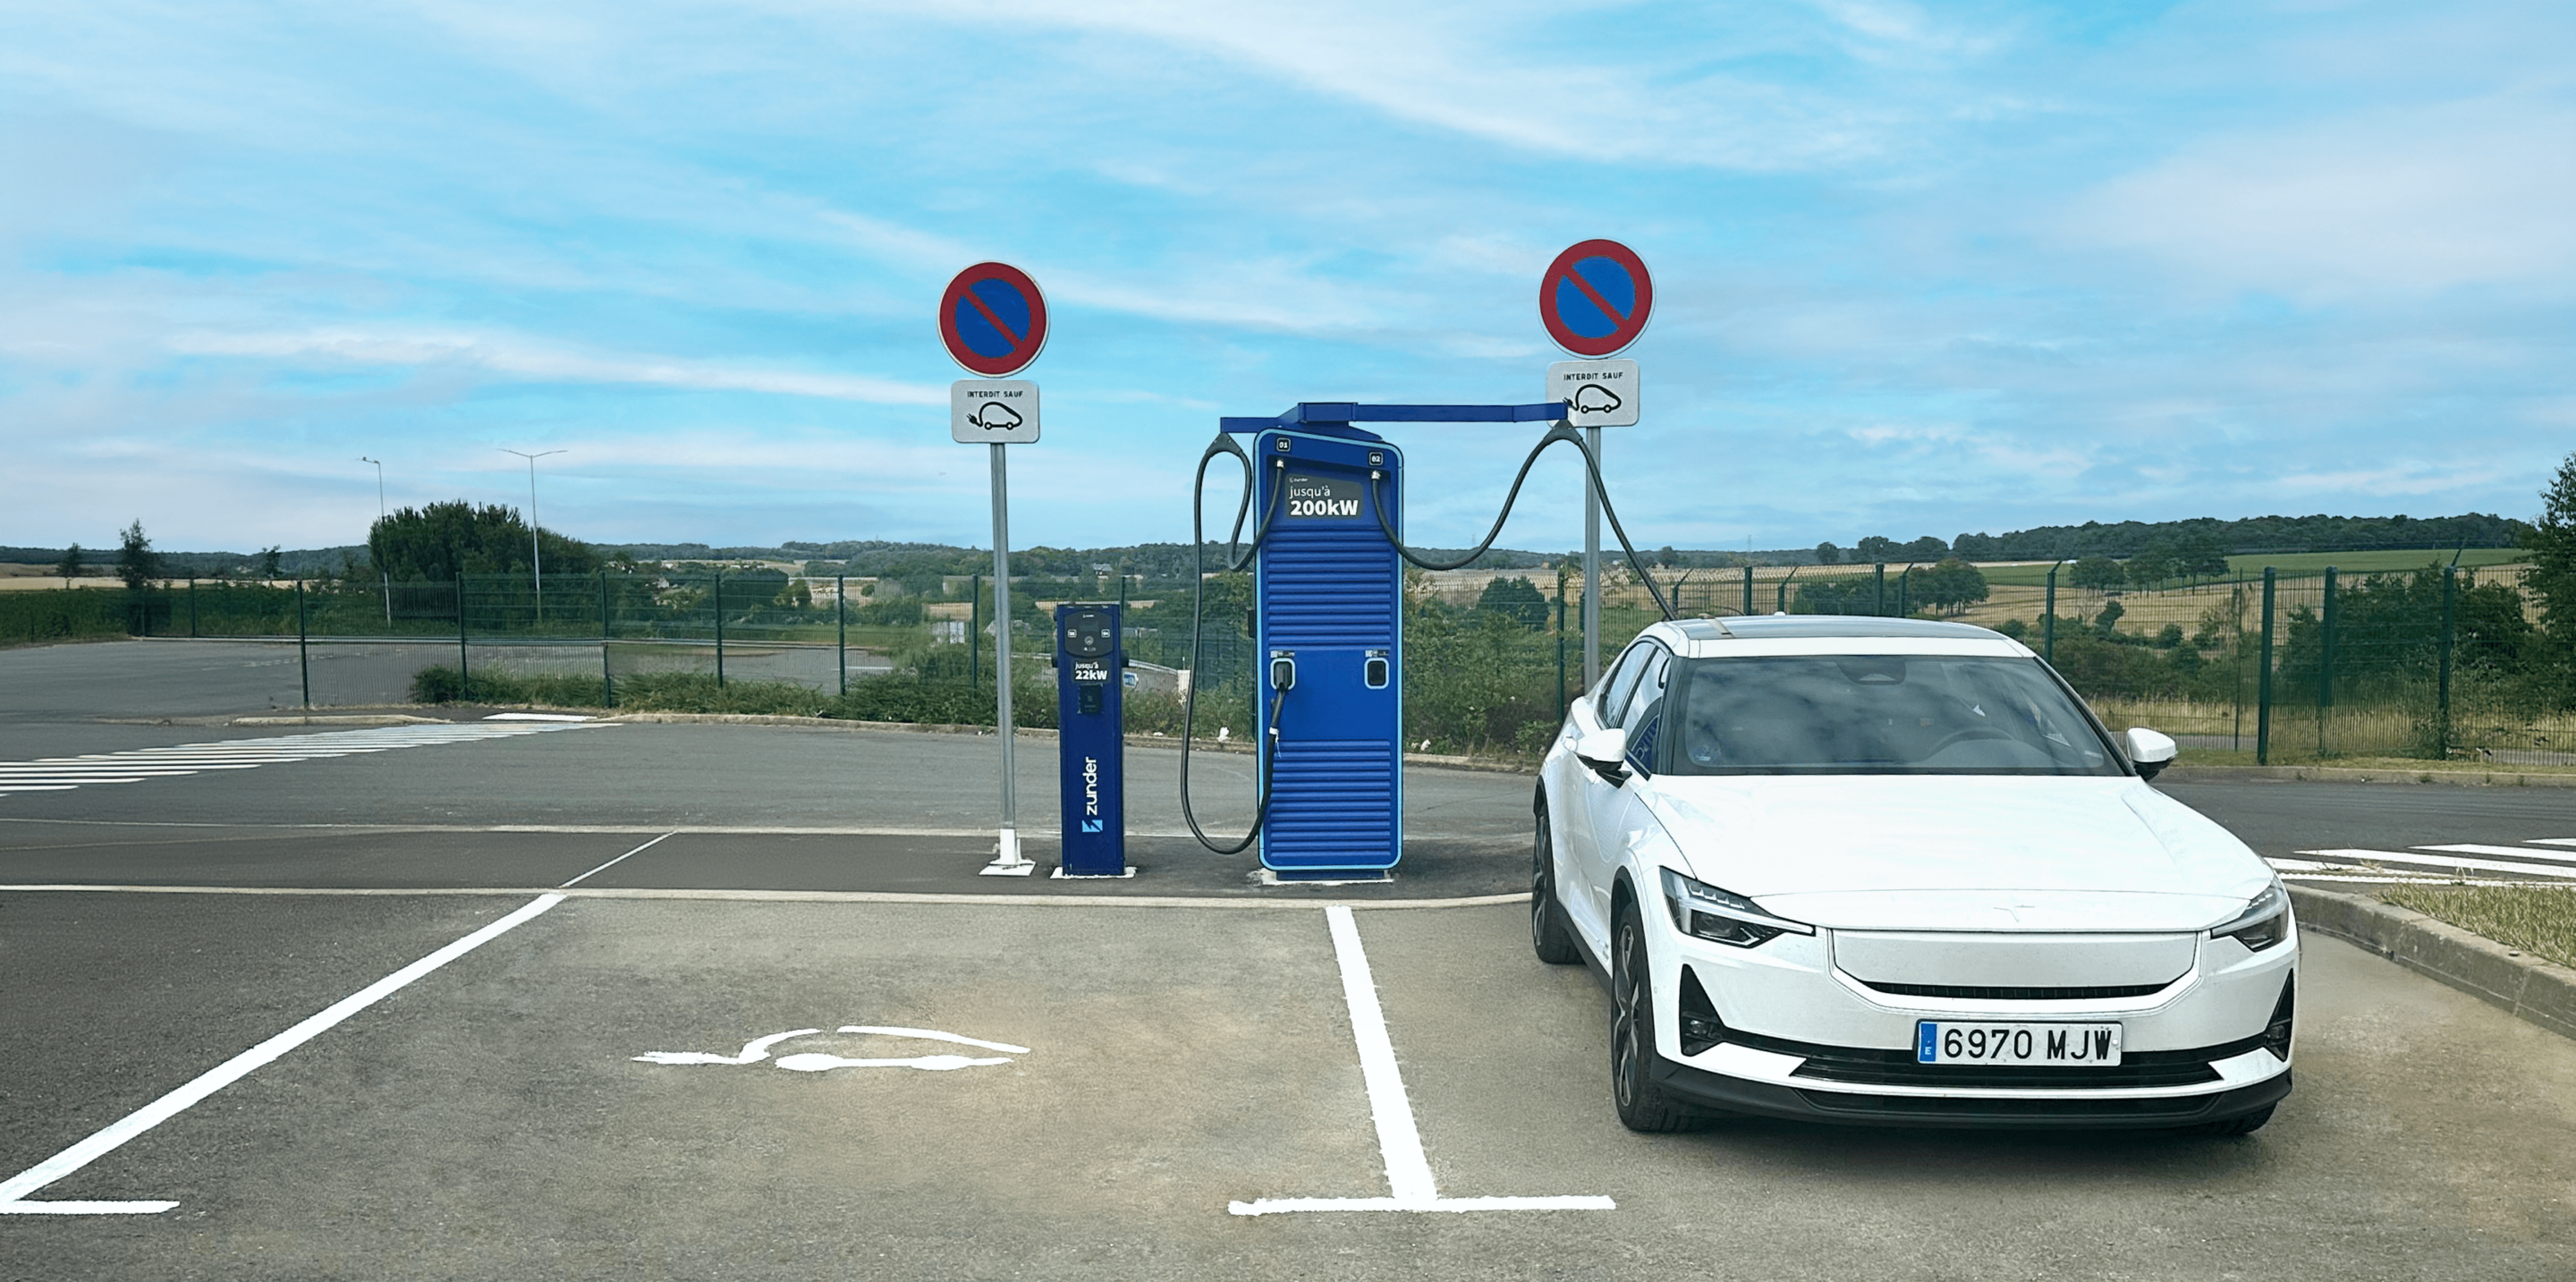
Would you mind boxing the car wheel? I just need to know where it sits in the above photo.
[1610,905,1699,1133]
[1530,810,1580,965]
[2178,1103,2275,1137]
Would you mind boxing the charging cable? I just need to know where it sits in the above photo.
[1368,420,1676,620]
[1179,435,1289,854]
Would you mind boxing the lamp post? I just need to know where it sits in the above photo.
[500,448,566,622]
[360,456,389,624]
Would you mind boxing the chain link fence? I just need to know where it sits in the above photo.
[58,557,2571,766]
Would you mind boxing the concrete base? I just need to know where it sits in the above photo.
[2287,882,2576,1041]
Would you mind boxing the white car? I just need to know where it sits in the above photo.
[1533,616,2295,1133]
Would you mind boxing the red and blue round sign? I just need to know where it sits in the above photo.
[940,262,1049,378]
[1538,240,1652,359]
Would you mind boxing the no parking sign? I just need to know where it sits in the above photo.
[1538,240,1652,359]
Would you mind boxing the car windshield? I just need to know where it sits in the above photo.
[1668,654,2120,776]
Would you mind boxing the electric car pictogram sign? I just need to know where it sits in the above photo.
[1538,240,1652,359]
[940,262,1049,378]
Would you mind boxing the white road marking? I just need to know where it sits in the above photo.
[632,1029,819,1066]
[0,894,565,1216]
[2419,844,2576,867]
[636,1026,1029,1073]
[837,1025,1030,1054]
[0,723,605,802]
[1227,905,1614,1217]
[773,1052,1012,1072]
[2531,838,2576,848]
[559,831,676,887]
[2292,848,2576,881]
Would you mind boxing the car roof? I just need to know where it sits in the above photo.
[1646,615,2033,659]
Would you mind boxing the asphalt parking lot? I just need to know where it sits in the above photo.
[2,640,2573,1278]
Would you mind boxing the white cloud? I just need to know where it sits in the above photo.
[2061,97,2576,296]
[165,328,945,404]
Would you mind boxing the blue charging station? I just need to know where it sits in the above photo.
[1198,401,1575,877]
[1054,602,1126,877]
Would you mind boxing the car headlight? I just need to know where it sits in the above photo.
[1661,867,1814,948]
[2211,881,2290,952]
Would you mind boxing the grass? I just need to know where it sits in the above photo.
[2377,884,2576,970]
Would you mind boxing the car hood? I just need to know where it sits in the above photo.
[1639,775,2272,932]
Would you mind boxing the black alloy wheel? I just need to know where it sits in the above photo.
[1531,810,1580,965]
[1610,906,1699,1133]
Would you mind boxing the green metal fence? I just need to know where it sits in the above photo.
[38,558,2570,766]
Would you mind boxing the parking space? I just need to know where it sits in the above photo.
[3,891,2571,1278]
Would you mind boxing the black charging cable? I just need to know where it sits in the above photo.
[1179,436,1290,854]
[1368,419,1676,620]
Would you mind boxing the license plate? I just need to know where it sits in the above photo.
[1916,1022,2123,1066]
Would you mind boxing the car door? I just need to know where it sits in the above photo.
[1555,641,1651,950]
[1580,641,1669,930]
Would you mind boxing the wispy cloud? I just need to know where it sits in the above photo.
[166,329,945,403]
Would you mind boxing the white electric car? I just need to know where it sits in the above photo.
[1533,616,2295,1133]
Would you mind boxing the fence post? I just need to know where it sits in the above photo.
[2256,568,2275,766]
[1873,564,1885,616]
[456,578,470,700]
[1555,573,1568,710]
[189,578,198,637]
[2318,566,2337,755]
[836,574,848,697]
[969,573,982,688]
[600,568,614,709]
[294,582,310,710]
[1895,565,1910,618]
[2437,565,2456,759]
[714,569,725,688]
[1741,565,1753,616]
[2043,563,2059,663]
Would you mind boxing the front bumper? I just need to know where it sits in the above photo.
[1649,908,2298,1129]
[1649,1057,2292,1129]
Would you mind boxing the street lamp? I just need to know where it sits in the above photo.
[360,456,388,624]
[500,448,566,622]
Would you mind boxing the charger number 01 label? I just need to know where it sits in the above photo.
[1916,1021,2123,1066]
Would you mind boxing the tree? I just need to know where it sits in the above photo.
[116,521,160,590]
[1900,535,1950,562]
[1909,557,1989,616]
[1474,576,1550,630]
[2093,599,2126,637]
[257,546,283,579]
[368,501,597,582]
[2524,451,2576,678]
[2070,556,2125,592]
[1815,541,1843,565]
[2126,541,2178,591]
[1855,535,1897,563]
[55,543,83,587]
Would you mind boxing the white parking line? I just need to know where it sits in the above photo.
[0,894,566,1216]
[0,722,606,802]
[2289,848,2576,881]
[559,831,677,887]
[1227,905,1614,1216]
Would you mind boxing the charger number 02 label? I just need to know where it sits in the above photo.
[1916,1021,2123,1066]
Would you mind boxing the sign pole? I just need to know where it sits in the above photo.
[1583,426,1602,691]
[985,441,1030,873]
[938,259,1047,876]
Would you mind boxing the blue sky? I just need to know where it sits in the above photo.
[4,1,2571,556]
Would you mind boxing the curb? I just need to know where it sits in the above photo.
[230,714,446,726]
[2285,883,2576,1042]
[2163,764,2576,789]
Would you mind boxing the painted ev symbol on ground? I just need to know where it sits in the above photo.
[634,1025,1030,1073]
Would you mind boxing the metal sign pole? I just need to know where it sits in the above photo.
[1583,424,1602,691]
[983,440,1031,874]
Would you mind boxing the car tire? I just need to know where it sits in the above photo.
[1610,905,1700,1133]
[1530,810,1581,966]
[2178,1103,2275,1137]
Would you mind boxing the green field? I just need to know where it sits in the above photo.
[1972,548,2525,588]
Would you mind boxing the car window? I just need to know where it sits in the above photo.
[1620,649,1670,772]
[1596,642,1652,728]
[1669,655,2120,776]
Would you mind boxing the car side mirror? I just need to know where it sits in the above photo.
[1575,726,1630,782]
[2124,726,2178,781]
